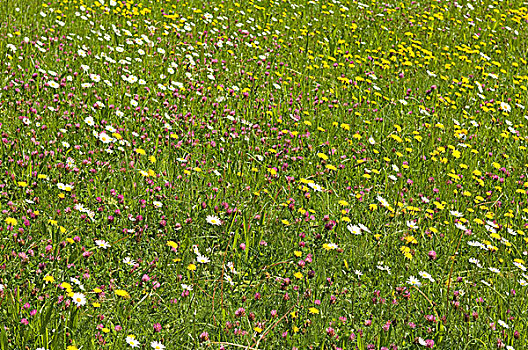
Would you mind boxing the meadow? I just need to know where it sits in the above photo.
[1,0,528,348]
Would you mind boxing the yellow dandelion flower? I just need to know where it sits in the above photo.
[167,241,179,249]
[5,217,17,226]
[115,290,130,299]
[317,153,329,160]
[44,275,55,283]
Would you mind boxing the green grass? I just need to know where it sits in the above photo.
[1,0,528,348]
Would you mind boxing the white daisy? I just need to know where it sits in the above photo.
[407,276,422,287]
[197,255,210,264]
[150,341,165,350]
[406,221,418,230]
[123,257,136,266]
[126,335,140,348]
[307,182,322,192]
[347,224,361,235]
[449,210,463,217]
[206,215,222,226]
[95,240,110,249]
[418,271,435,283]
[498,319,509,329]
[71,292,86,307]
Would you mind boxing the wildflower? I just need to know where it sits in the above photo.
[377,195,389,207]
[5,217,17,226]
[196,255,210,264]
[206,215,221,226]
[115,290,130,299]
[347,224,361,235]
[418,271,435,283]
[48,81,59,89]
[406,221,418,230]
[469,258,482,268]
[407,276,422,287]
[224,274,234,286]
[322,243,338,250]
[44,275,55,283]
[500,102,511,113]
[498,319,509,329]
[126,335,140,348]
[123,257,136,266]
[99,133,113,143]
[449,210,463,217]
[150,341,165,350]
[71,292,86,307]
[95,240,110,249]
[358,223,371,233]
[308,182,322,192]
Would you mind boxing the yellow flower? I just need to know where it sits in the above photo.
[293,251,302,257]
[102,328,110,333]
[92,302,101,308]
[67,346,78,350]
[317,153,328,160]
[115,290,130,299]
[5,217,17,226]
[44,275,55,283]
[294,272,303,279]
[17,181,28,187]
[187,263,196,271]
[60,282,73,290]
[135,148,146,155]
[309,307,319,314]
[254,327,263,333]
[167,241,178,249]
